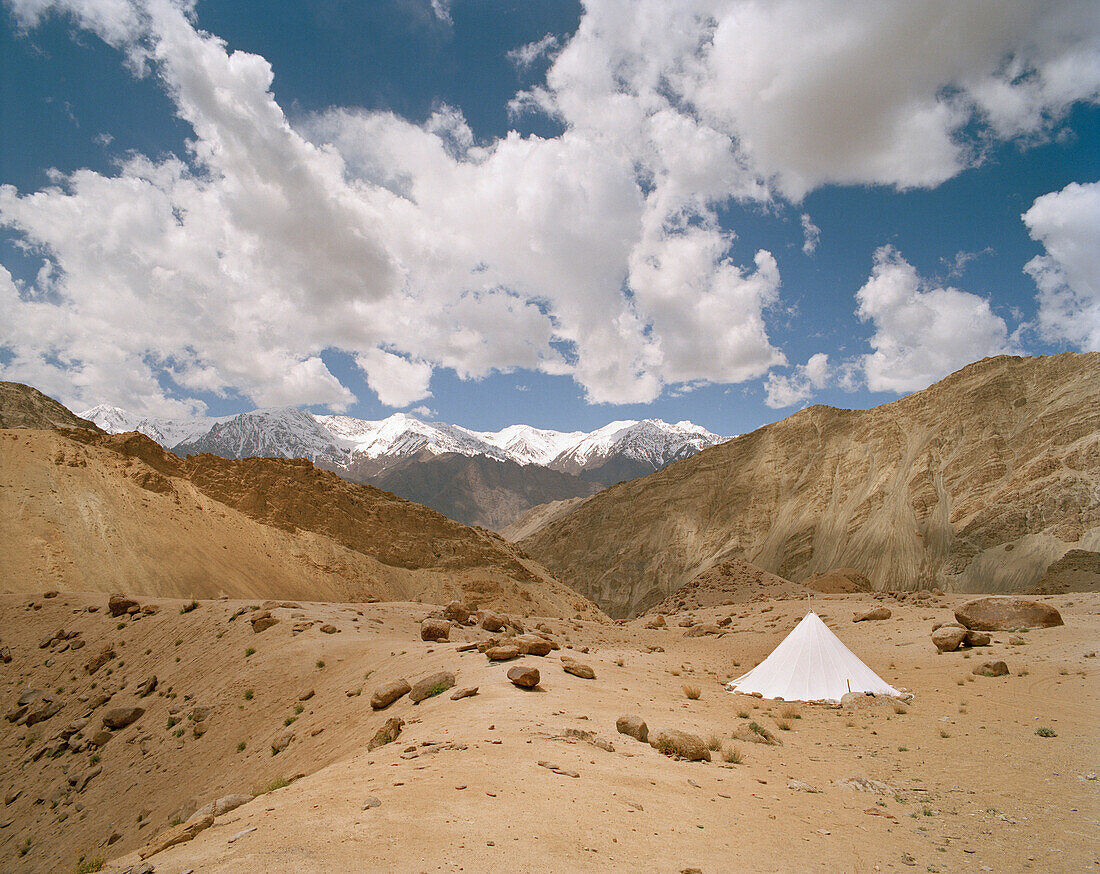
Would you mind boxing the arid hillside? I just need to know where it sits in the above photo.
[0,382,102,432]
[0,424,603,620]
[519,354,1100,618]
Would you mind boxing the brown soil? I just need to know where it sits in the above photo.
[0,590,1095,873]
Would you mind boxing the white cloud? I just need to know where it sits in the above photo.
[408,404,436,419]
[507,34,559,72]
[764,352,829,408]
[855,246,1017,393]
[800,213,820,255]
[1,0,1098,415]
[1022,180,1100,351]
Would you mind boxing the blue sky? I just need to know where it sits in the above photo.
[1,0,1098,436]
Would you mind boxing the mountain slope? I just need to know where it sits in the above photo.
[519,354,1100,618]
[337,451,602,530]
[0,422,604,619]
[0,382,103,431]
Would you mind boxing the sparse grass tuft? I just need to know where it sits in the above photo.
[237,741,246,752]
[776,719,791,731]
[779,705,801,720]
[737,710,749,719]
[706,734,721,751]
[316,660,325,669]
[682,684,701,700]
[1035,727,1057,737]
[425,682,449,699]
[116,622,126,630]
[748,721,767,737]
[893,704,908,714]
[284,716,297,727]
[179,600,199,614]
[939,728,951,738]
[253,776,291,796]
[294,703,304,714]
[722,744,743,764]
[73,854,105,873]
[244,689,254,701]
[245,647,255,658]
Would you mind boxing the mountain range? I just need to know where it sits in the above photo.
[80,405,727,529]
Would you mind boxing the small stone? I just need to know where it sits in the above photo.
[251,612,279,633]
[450,686,479,700]
[507,665,540,688]
[972,660,1009,677]
[299,689,315,701]
[649,729,711,761]
[85,645,116,674]
[787,779,819,793]
[103,706,145,729]
[964,629,991,647]
[515,634,552,656]
[134,675,158,697]
[362,796,382,810]
[562,661,596,679]
[271,728,294,755]
[371,679,411,710]
[228,826,257,843]
[616,714,649,743]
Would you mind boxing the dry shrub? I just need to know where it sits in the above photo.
[683,684,701,700]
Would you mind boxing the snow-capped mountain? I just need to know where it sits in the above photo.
[81,404,224,449]
[82,405,728,478]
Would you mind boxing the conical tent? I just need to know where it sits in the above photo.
[726,612,899,703]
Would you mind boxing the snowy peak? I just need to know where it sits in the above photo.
[86,404,727,480]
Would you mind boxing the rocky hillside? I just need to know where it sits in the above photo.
[519,354,1100,618]
[0,382,102,432]
[0,422,603,620]
[340,451,601,531]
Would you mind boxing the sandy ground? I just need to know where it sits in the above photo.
[1,591,1097,873]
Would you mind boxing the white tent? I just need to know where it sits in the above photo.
[725,611,900,703]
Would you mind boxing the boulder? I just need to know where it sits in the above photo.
[972,660,1010,677]
[485,644,521,661]
[853,607,892,622]
[213,793,251,816]
[562,660,596,679]
[683,624,722,637]
[88,729,112,747]
[616,714,648,743]
[367,717,403,751]
[931,626,967,652]
[102,706,145,730]
[420,618,451,642]
[443,601,471,623]
[23,699,62,726]
[270,728,294,755]
[964,629,991,647]
[138,813,213,860]
[370,679,411,710]
[955,597,1063,631]
[250,612,279,633]
[515,634,552,657]
[85,645,116,674]
[480,612,506,632]
[645,614,666,629]
[649,729,711,761]
[507,666,540,688]
[409,671,455,703]
[108,594,139,617]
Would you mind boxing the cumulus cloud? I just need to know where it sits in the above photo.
[855,246,1017,393]
[764,352,829,408]
[1,0,1098,415]
[1022,180,1100,351]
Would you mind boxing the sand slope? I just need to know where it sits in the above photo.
[0,591,1095,873]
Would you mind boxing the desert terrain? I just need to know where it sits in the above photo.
[1,588,1096,873]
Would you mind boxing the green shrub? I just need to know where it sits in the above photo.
[244,689,254,700]
[245,647,256,657]
[74,855,105,873]
[1035,727,1057,737]
[253,776,290,796]
[237,741,246,752]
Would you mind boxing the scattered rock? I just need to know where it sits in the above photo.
[299,689,315,701]
[23,699,62,726]
[836,776,892,794]
[450,686,479,700]
[443,601,471,623]
[250,612,279,633]
[88,729,113,747]
[616,715,649,743]
[645,614,666,629]
[134,676,158,697]
[138,813,213,860]
[271,728,294,755]
[515,634,552,656]
[965,629,992,647]
[85,645,116,674]
[841,692,907,710]
[481,612,506,632]
[486,644,521,661]
[562,660,596,679]
[507,665,541,688]
[409,671,456,703]
[853,607,892,622]
[787,779,820,792]
[683,624,722,637]
[108,594,139,617]
[931,626,967,652]
[368,717,404,750]
[973,660,1010,677]
[371,679,412,710]
[955,597,1063,631]
[102,706,145,730]
[319,624,338,634]
[362,796,382,810]
[420,618,451,642]
[649,729,711,761]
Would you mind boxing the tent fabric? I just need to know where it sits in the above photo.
[725,611,899,703]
